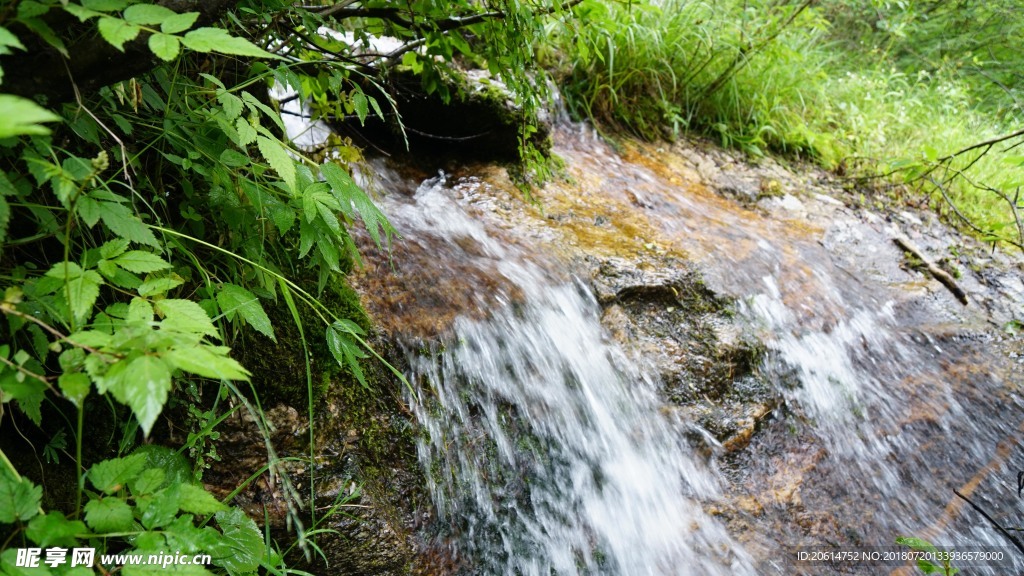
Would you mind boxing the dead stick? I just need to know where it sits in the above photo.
[953,489,1024,556]
[893,235,969,306]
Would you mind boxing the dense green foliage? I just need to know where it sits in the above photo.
[0,0,570,573]
[552,0,1024,247]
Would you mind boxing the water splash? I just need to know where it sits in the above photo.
[390,176,753,575]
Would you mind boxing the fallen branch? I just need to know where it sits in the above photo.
[893,234,969,305]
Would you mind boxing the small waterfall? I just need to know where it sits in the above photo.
[389,176,753,574]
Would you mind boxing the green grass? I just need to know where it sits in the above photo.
[548,0,1024,247]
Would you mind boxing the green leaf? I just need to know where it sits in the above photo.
[352,90,369,124]
[0,95,61,138]
[0,25,26,54]
[139,485,179,528]
[157,299,218,337]
[148,32,180,61]
[62,4,103,21]
[161,11,199,34]
[81,0,129,10]
[163,346,249,381]
[45,260,84,280]
[327,323,367,388]
[243,92,285,133]
[127,297,154,323]
[114,250,171,273]
[177,484,227,515]
[218,91,244,120]
[76,195,102,227]
[99,238,131,259]
[123,3,177,25]
[235,118,257,146]
[108,355,171,436]
[181,27,280,59]
[97,17,141,51]
[130,468,165,496]
[0,548,52,576]
[896,536,939,555]
[99,201,160,246]
[138,275,184,297]
[20,16,67,57]
[218,148,249,167]
[211,508,264,575]
[0,468,42,523]
[89,453,147,493]
[256,136,296,193]
[58,372,91,406]
[321,162,394,248]
[26,512,87,547]
[83,496,134,533]
[216,284,275,341]
[66,270,103,322]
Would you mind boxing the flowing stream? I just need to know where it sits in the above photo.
[350,125,1024,574]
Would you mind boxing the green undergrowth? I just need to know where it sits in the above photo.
[548,0,1024,248]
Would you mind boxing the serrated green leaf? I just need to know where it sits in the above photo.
[123,3,176,24]
[130,468,165,496]
[83,496,133,532]
[99,237,131,259]
[76,195,102,227]
[256,136,296,193]
[114,250,170,273]
[62,4,102,21]
[138,275,184,297]
[321,162,394,248]
[97,17,140,51]
[99,201,160,246]
[157,299,218,337]
[0,26,26,53]
[211,508,264,574]
[243,92,285,132]
[97,260,142,289]
[81,0,128,10]
[139,485,179,528]
[217,284,275,341]
[219,148,249,167]
[58,372,91,406]
[26,512,87,547]
[148,32,180,61]
[109,355,170,436]
[0,468,42,523]
[89,453,147,495]
[0,95,61,138]
[161,11,199,34]
[163,346,249,381]
[181,27,279,59]
[352,90,368,124]
[218,91,244,120]
[127,297,153,324]
[66,270,103,322]
[162,515,222,554]
[45,261,84,279]
[234,117,257,146]
[177,484,227,515]
[0,548,52,576]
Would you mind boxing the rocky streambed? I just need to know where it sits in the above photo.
[210,120,1024,575]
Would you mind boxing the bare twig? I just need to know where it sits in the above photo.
[953,489,1024,556]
